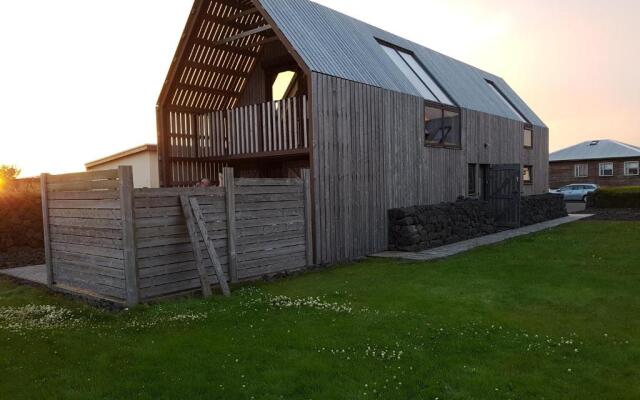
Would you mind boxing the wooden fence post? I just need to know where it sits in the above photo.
[119,166,139,306]
[40,173,54,288]
[223,167,238,283]
[302,169,314,266]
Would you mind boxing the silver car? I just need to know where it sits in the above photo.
[550,184,598,202]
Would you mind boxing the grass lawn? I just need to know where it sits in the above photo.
[1,221,639,399]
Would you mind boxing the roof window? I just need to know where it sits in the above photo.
[485,79,529,123]
[380,42,454,106]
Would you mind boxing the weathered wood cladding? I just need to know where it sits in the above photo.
[42,169,313,303]
[237,40,292,107]
[310,73,549,265]
[464,109,549,195]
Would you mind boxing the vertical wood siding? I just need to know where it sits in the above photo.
[463,109,549,195]
[311,73,549,265]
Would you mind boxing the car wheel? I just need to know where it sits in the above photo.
[583,195,588,203]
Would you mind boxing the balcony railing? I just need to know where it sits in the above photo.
[168,95,309,160]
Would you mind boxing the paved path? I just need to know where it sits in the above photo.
[0,264,47,285]
[566,202,587,213]
[373,214,593,261]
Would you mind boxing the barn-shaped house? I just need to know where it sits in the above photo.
[157,0,549,265]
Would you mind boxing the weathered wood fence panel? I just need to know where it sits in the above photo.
[134,187,229,300]
[43,169,128,302]
[42,168,314,304]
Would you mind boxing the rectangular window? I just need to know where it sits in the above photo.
[599,162,614,177]
[523,126,533,148]
[624,161,639,176]
[468,164,477,196]
[485,79,529,124]
[425,105,461,148]
[523,166,533,184]
[380,42,454,106]
[574,164,588,178]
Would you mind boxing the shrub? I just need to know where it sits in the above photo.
[588,186,640,209]
[0,190,43,252]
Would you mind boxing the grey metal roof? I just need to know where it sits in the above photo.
[550,140,640,162]
[258,0,546,127]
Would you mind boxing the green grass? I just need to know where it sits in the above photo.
[1,221,639,399]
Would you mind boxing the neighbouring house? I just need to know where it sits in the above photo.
[85,144,159,188]
[157,0,549,265]
[549,140,640,189]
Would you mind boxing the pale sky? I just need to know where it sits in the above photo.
[1,0,638,177]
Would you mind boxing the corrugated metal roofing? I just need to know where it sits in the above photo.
[258,0,546,127]
[550,140,640,162]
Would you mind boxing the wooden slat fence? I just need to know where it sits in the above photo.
[41,167,313,305]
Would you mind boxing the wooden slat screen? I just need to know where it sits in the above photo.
[166,95,309,186]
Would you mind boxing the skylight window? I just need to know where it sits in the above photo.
[485,79,529,123]
[380,43,454,106]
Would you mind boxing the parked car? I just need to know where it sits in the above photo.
[550,184,598,202]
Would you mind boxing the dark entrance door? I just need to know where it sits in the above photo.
[488,164,521,228]
[479,164,490,201]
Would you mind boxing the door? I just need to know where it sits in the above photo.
[487,164,521,228]
[479,164,490,201]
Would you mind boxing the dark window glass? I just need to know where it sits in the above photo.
[425,106,444,145]
[443,109,461,147]
[425,105,461,148]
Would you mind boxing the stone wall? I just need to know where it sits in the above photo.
[389,194,568,252]
[520,194,568,226]
[388,199,497,252]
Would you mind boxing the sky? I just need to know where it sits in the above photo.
[0,0,638,177]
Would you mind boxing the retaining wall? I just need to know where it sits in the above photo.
[389,194,567,252]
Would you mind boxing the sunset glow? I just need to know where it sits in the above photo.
[0,0,638,177]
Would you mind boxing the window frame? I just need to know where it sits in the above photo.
[523,125,534,149]
[599,162,614,177]
[424,100,462,149]
[523,165,533,185]
[574,163,588,178]
[624,161,639,176]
